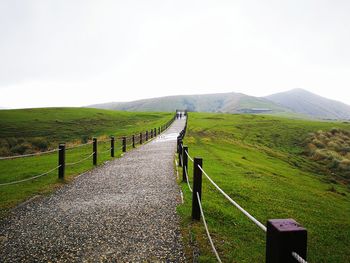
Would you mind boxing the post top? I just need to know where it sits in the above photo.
[268,219,306,232]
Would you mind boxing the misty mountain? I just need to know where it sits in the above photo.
[265,89,350,120]
[89,92,289,114]
[89,89,350,120]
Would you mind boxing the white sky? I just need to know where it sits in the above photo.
[1,0,350,109]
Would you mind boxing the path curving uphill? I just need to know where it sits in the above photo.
[0,119,186,262]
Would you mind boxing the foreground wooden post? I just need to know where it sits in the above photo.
[58,143,65,179]
[177,137,181,153]
[266,219,307,263]
[140,132,143,144]
[151,129,153,138]
[154,128,157,136]
[146,131,148,141]
[111,136,115,157]
[93,138,97,165]
[122,137,126,152]
[192,157,203,220]
[132,135,135,148]
[178,139,183,167]
[182,145,188,182]
[158,127,160,134]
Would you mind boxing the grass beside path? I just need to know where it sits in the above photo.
[177,113,350,263]
[0,108,173,217]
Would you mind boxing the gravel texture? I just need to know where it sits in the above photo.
[0,119,186,262]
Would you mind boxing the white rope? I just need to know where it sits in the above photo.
[185,150,194,162]
[0,148,60,160]
[292,252,308,263]
[66,152,94,166]
[100,148,112,154]
[66,141,93,150]
[184,166,193,192]
[196,192,222,263]
[197,165,267,232]
[0,165,61,186]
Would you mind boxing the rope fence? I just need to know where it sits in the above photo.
[196,192,222,263]
[0,165,61,186]
[66,152,95,167]
[176,113,309,263]
[0,148,60,160]
[0,114,177,186]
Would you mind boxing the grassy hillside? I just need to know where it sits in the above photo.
[266,88,350,120]
[178,113,350,262]
[89,92,290,114]
[0,108,173,216]
[0,107,171,156]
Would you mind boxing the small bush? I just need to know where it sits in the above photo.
[339,159,350,171]
[81,135,89,143]
[30,137,49,151]
[312,139,325,148]
[10,144,29,155]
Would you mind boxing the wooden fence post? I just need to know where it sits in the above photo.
[122,137,126,152]
[146,131,148,141]
[140,132,143,144]
[182,145,188,182]
[154,128,157,136]
[93,138,97,165]
[177,137,181,153]
[178,139,183,167]
[58,143,65,179]
[132,135,135,148]
[192,157,203,220]
[158,127,160,134]
[266,219,307,263]
[111,136,115,157]
[151,129,153,138]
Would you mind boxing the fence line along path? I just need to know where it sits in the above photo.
[0,118,187,262]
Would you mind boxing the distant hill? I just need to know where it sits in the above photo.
[265,89,350,120]
[89,89,350,120]
[89,92,290,115]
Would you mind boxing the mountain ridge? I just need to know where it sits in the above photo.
[88,89,350,120]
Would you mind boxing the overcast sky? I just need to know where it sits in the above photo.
[1,0,350,109]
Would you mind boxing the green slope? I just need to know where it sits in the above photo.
[178,113,350,262]
[0,108,173,215]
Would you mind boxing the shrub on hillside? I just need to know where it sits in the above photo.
[30,137,49,151]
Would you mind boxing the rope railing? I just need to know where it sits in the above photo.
[0,114,177,187]
[184,166,193,192]
[100,148,113,154]
[0,165,61,186]
[197,164,267,232]
[66,152,95,166]
[292,252,308,263]
[0,148,60,160]
[66,141,93,150]
[176,112,309,263]
[185,150,194,163]
[197,192,222,263]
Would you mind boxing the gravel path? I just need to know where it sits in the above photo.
[0,119,186,262]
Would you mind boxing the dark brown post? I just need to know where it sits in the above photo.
[151,129,153,138]
[58,143,65,179]
[146,131,148,141]
[93,138,97,165]
[111,136,115,157]
[182,146,188,182]
[178,139,183,167]
[122,137,126,152]
[154,128,157,136]
[266,219,307,263]
[177,137,181,153]
[132,135,135,148]
[192,157,203,220]
[140,132,143,144]
[158,127,160,134]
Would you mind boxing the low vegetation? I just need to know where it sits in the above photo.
[0,108,173,216]
[178,113,350,262]
[305,129,350,183]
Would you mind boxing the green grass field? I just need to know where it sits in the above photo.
[178,113,350,262]
[0,108,173,217]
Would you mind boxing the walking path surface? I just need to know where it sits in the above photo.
[0,119,186,262]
